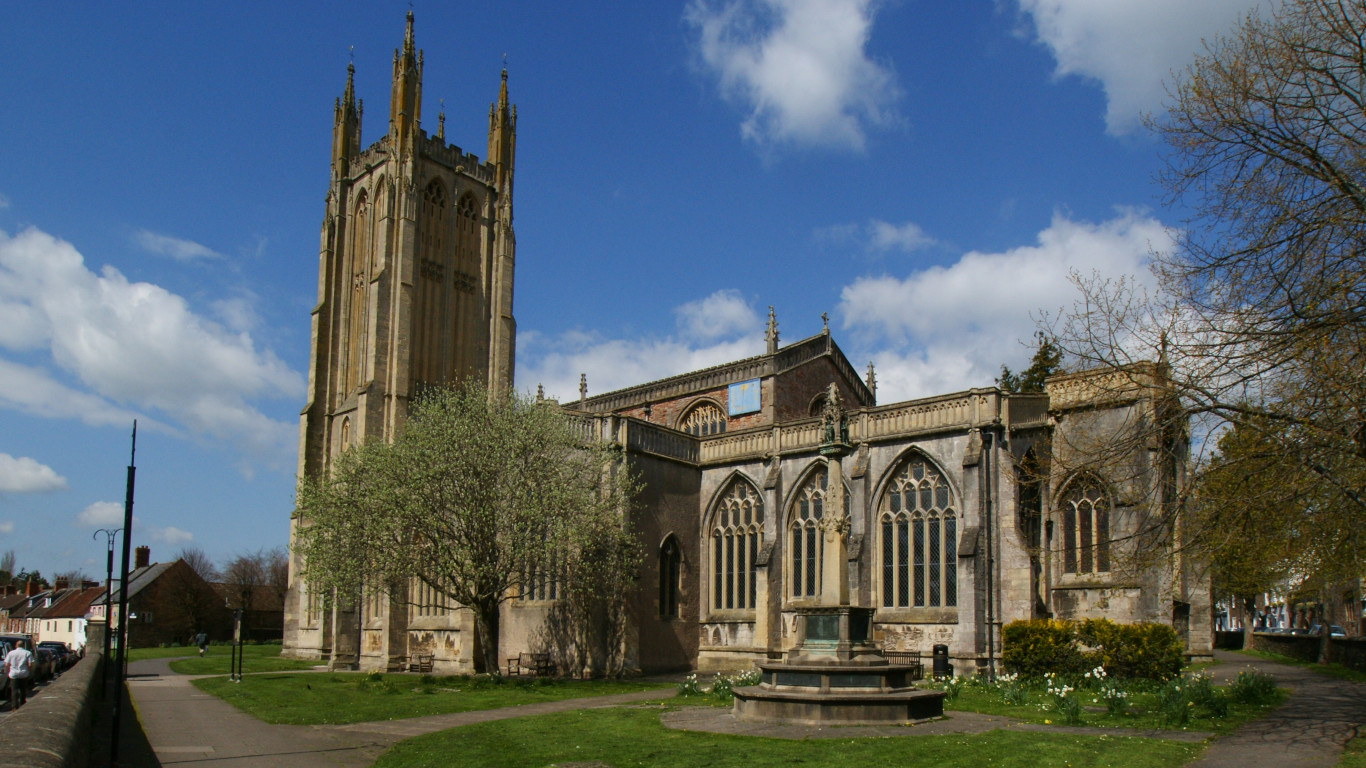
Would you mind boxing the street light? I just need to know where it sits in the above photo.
[92,527,121,695]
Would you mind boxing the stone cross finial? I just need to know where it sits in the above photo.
[536,383,544,402]
[821,312,829,333]
[765,306,779,354]
[579,373,587,404]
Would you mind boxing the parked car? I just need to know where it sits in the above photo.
[32,648,54,683]
[37,642,74,672]
[1308,624,1347,638]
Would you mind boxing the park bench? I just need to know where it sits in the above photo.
[506,651,556,678]
[405,653,434,673]
[882,649,924,680]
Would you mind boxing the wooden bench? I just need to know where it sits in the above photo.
[506,651,556,678]
[882,650,924,680]
[405,653,434,673]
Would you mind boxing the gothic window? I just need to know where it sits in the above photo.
[343,191,372,394]
[808,393,828,417]
[681,402,727,436]
[880,456,957,609]
[521,547,560,602]
[1060,480,1110,574]
[711,480,764,612]
[659,535,682,618]
[454,193,479,292]
[789,470,851,600]
[410,577,455,619]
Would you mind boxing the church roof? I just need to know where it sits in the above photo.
[568,330,872,415]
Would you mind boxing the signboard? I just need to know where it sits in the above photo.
[728,379,761,416]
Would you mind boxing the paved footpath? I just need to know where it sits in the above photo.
[126,658,665,767]
[1185,649,1366,767]
[127,649,1366,767]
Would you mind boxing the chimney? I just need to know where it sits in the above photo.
[135,546,151,569]
[25,579,37,597]
[54,578,69,591]
[1,585,12,596]
[81,580,99,590]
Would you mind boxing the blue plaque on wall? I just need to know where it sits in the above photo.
[728,379,761,416]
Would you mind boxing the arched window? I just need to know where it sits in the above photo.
[343,190,371,394]
[711,480,764,611]
[681,401,727,436]
[659,535,682,618]
[1060,479,1110,574]
[410,577,455,618]
[808,393,828,417]
[880,456,957,609]
[789,469,850,599]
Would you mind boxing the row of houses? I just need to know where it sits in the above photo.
[0,547,286,651]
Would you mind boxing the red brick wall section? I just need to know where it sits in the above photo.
[614,381,771,432]
[773,357,865,422]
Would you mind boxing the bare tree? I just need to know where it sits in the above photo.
[1052,0,1366,585]
[177,546,218,582]
[264,547,289,612]
[221,550,268,616]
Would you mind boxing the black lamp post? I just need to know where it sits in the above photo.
[92,527,120,696]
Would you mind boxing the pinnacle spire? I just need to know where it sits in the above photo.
[866,361,877,404]
[765,306,779,354]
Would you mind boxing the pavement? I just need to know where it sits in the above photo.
[118,649,1366,768]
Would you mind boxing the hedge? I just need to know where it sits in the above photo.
[1002,618,1184,680]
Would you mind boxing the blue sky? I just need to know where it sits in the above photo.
[0,0,1262,578]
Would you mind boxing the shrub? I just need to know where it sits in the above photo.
[1228,669,1278,705]
[708,669,760,702]
[1001,619,1087,677]
[1002,619,1185,680]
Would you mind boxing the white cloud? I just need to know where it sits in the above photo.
[840,210,1171,401]
[0,522,12,535]
[518,291,768,402]
[77,501,125,528]
[133,229,224,261]
[675,289,763,341]
[149,526,193,546]
[687,0,900,150]
[816,219,934,254]
[0,454,67,494]
[1016,0,1262,133]
[0,227,302,466]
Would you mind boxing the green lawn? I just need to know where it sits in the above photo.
[125,643,320,674]
[192,672,673,724]
[168,645,321,675]
[370,705,1204,768]
[1339,735,1366,767]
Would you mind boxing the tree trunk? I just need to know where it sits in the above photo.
[474,600,501,674]
[1242,596,1257,651]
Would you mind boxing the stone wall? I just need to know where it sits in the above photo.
[1253,632,1366,672]
[0,652,102,768]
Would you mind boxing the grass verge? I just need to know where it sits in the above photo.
[371,705,1203,768]
[1236,648,1366,684]
[192,672,672,724]
[1339,735,1366,767]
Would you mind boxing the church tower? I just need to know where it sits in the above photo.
[285,12,517,666]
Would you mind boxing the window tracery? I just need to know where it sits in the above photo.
[880,456,957,609]
[660,535,682,618]
[681,402,727,436]
[711,480,763,612]
[1061,480,1110,574]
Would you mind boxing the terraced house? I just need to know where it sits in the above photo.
[284,14,1211,676]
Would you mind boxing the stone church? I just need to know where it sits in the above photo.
[284,15,1212,675]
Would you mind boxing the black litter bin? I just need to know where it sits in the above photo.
[932,644,954,677]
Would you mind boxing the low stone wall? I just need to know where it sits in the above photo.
[1214,631,1245,650]
[1252,633,1366,672]
[0,652,103,768]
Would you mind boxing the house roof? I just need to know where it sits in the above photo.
[90,562,176,607]
[46,586,106,619]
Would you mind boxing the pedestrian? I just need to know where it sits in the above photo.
[3,639,35,710]
[195,631,208,657]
